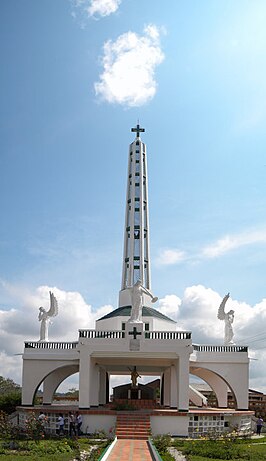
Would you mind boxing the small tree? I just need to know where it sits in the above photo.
[0,376,21,414]
[0,376,21,394]
[65,387,79,398]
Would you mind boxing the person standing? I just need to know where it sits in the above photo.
[68,412,76,437]
[76,412,82,436]
[38,412,47,435]
[256,416,263,435]
[58,413,65,436]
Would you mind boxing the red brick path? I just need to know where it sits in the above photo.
[106,440,153,461]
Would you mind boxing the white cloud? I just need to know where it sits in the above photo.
[71,0,121,19]
[158,294,182,322]
[86,0,121,17]
[156,249,186,265]
[156,228,266,266]
[201,229,266,258]
[94,24,165,107]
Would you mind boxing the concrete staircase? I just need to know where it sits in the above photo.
[116,413,151,440]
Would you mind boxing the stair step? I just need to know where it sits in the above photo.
[116,413,151,440]
[116,434,149,439]
[116,428,149,433]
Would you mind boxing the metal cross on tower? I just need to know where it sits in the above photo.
[131,124,145,138]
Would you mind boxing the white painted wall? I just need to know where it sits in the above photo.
[151,415,189,437]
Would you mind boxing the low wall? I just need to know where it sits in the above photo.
[151,415,189,437]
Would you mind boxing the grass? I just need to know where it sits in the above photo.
[0,455,73,461]
[0,437,112,461]
[173,436,266,461]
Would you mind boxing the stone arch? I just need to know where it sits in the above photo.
[43,365,79,405]
[190,366,237,409]
[22,359,79,406]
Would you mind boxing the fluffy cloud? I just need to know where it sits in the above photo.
[71,0,121,19]
[87,0,121,17]
[158,295,182,322]
[94,24,165,107]
[156,228,266,265]
[156,249,186,265]
[201,229,266,258]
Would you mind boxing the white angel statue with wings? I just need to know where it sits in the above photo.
[217,293,235,345]
[38,291,58,342]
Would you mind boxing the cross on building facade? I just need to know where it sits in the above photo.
[128,326,142,340]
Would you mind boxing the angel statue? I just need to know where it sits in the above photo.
[129,280,158,323]
[217,293,235,345]
[38,291,58,342]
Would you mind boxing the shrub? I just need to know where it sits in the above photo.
[0,391,21,414]
[173,439,248,460]
[0,410,20,439]
[24,412,45,440]
[152,434,172,455]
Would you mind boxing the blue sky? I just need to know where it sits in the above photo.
[1,0,266,391]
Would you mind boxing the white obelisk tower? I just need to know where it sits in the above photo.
[119,124,153,308]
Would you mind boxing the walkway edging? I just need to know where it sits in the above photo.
[99,437,117,461]
[147,438,164,461]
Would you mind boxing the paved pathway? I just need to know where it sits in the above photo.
[106,440,153,461]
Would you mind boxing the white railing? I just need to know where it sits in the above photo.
[25,341,78,349]
[79,330,125,339]
[193,344,248,353]
[79,329,191,340]
[24,330,192,350]
[145,331,191,340]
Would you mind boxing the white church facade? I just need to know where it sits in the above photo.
[20,126,251,436]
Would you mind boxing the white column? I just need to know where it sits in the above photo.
[170,362,178,408]
[89,360,100,407]
[99,368,106,405]
[22,359,37,406]
[177,353,190,411]
[79,347,90,409]
[163,368,171,407]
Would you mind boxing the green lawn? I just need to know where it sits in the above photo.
[0,437,111,461]
[173,437,266,461]
[0,455,73,461]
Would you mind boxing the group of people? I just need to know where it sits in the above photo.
[38,411,82,436]
[58,412,82,436]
